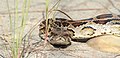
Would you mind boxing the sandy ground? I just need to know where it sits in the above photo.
[0,0,120,58]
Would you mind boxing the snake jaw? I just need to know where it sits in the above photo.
[48,36,71,48]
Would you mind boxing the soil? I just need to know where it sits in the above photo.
[0,0,120,58]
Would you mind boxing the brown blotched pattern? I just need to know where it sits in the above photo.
[39,14,120,48]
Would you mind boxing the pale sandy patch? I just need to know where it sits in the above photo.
[87,35,120,54]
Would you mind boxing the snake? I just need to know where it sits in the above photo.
[39,14,120,48]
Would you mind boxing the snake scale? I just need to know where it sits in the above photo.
[39,14,120,48]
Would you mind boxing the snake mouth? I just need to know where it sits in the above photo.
[48,36,71,48]
[49,42,71,48]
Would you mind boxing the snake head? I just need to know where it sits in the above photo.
[48,27,74,48]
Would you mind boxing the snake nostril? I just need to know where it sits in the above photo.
[87,34,90,35]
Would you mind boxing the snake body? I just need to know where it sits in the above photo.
[39,14,120,48]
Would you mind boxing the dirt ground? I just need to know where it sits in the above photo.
[0,0,120,58]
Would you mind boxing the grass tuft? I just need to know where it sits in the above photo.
[6,0,31,58]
